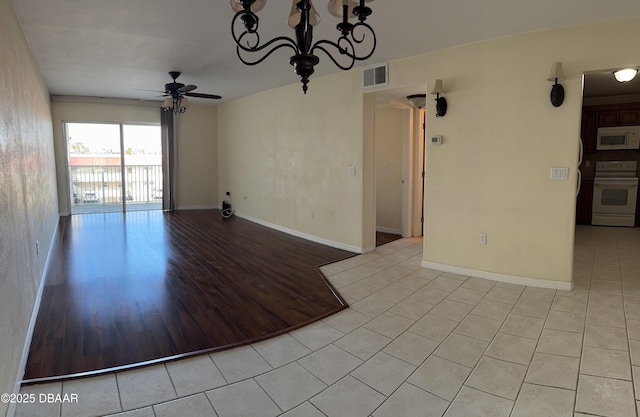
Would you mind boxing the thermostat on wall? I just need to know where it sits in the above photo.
[431,136,443,145]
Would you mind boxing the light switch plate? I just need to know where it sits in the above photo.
[550,167,569,180]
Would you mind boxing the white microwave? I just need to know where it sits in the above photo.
[596,126,640,150]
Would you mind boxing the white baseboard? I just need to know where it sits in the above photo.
[177,205,217,211]
[9,219,61,417]
[376,226,402,235]
[422,261,573,291]
[234,212,362,254]
[361,245,377,254]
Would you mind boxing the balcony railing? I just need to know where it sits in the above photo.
[70,165,163,213]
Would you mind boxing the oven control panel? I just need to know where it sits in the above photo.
[595,160,637,173]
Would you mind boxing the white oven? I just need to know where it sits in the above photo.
[592,161,638,227]
[597,126,640,150]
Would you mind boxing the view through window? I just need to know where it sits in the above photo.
[67,123,162,214]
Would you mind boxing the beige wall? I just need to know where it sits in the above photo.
[175,105,218,209]
[218,16,640,286]
[0,0,59,414]
[388,17,640,286]
[218,73,365,251]
[50,100,218,213]
[375,106,404,234]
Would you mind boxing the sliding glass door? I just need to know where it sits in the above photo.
[67,122,162,214]
[122,125,163,211]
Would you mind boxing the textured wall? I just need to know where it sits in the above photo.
[0,0,59,415]
[217,72,364,250]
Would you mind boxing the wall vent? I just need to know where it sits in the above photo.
[362,63,388,89]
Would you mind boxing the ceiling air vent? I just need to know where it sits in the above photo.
[362,63,388,89]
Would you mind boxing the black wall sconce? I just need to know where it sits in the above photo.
[547,62,565,107]
[430,79,447,117]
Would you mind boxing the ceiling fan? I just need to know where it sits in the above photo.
[145,71,222,113]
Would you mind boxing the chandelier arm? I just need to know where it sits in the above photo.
[343,22,377,61]
[236,39,299,66]
[231,11,261,45]
[235,33,298,54]
[311,41,356,71]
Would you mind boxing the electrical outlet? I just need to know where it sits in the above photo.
[226,191,230,196]
[479,233,487,245]
[309,210,314,218]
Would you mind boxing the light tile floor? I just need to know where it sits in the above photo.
[13,225,640,417]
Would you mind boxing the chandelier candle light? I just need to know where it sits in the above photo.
[230,0,376,94]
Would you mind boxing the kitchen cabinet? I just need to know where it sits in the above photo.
[598,111,619,127]
[576,179,594,225]
[583,102,640,133]
[581,111,597,152]
[620,110,640,126]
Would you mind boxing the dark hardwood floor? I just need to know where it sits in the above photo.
[376,231,403,247]
[24,210,354,382]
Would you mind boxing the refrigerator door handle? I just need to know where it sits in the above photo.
[578,137,584,165]
[577,169,582,197]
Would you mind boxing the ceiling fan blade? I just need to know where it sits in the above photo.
[184,92,222,99]
[138,97,164,102]
[136,88,167,93]
[178,84,197,93]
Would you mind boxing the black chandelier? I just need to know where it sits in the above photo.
[230,0,376,94]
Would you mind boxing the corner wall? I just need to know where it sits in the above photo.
[0,0,59,415]
[218,72,365,251]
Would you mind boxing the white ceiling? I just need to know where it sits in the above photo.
[11,0,640,104]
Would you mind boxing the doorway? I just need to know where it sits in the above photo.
[577,68,640,228]
[66,122,162,214]
[369,85,427,247]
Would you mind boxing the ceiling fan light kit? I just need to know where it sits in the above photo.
[230,0,377,94]
[158,71,221,114]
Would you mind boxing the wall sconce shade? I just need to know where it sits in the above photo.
[407,94,426,109]
[547,62,565,107]
[614,68,638,83]
[430,79,447,117]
